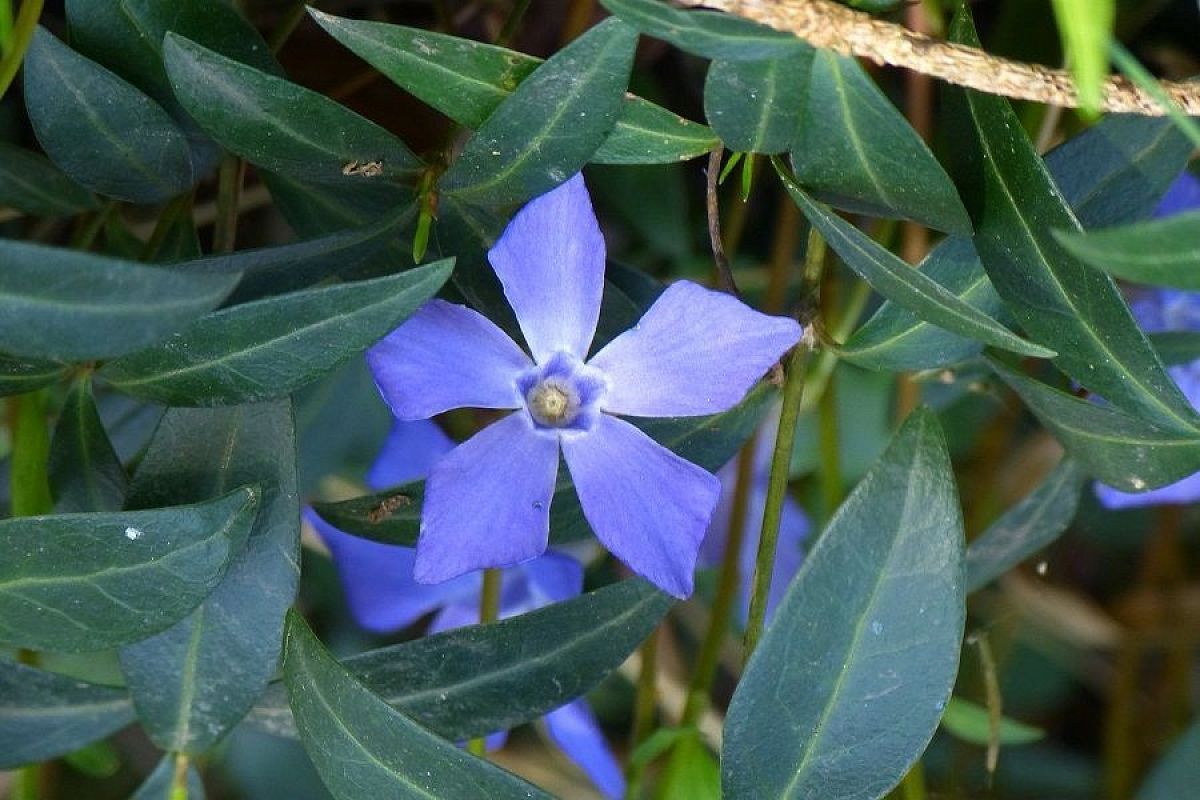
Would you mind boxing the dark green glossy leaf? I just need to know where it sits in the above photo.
[723,408,965,799]
[779,171,1054,360]
[1055,212,1200,288]
[23,28,193,204]
[313,383,775,547]
[794,51,971,233]
[0,356,69,397]
[119,402,299,754]
[1138,717,1200,800]
[0,661,134,769]
[48,378,128,513]
[600,0,803,60]
[989,357,1200,492]
[99,259,453,406]
[965,459,1085,592]
[0,487,257,652]
[704,52,812,154]
[0,142,98,216]
[308,11,716,165]
[131,755,206,800]
[440,18,637,207]
[940,697,1045,746]
[254,578,669,741]
[843,115,1192,372]
[164,34,422,184]
[0,241,238,362]
[1151,331,1200,367]
[282,611,554,800]
[944,9,1200,432]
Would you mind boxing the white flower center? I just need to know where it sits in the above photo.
[527,381,577,426]
[518,352,606,432]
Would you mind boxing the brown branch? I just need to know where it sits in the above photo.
[705,147,741,297]
[675,0,1200,116]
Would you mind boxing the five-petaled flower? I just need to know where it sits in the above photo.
[1095,172,1200,509]
[368,174,801,597]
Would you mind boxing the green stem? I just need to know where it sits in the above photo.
[798,279,871,415]
[9,390,52,517]
[268,1,314,54]
[495,0,533,47]
[0,0,13,57]
[69,201,117,252]
[623,627,660,798]
[0,0,41,101]
[140,193,194,262]
[817,377,842,522]
[212,156,244,255]
[898,762,927,800]
[467,569,503,756]
[171,752,189,800]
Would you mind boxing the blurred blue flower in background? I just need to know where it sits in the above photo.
[1095,171,1200,509]
[367,174,801,597]
[305,419,625,798]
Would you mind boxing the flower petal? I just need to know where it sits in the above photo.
[562,414,720,597]
[414,412,559,583]
[368,299,531,419]
[366,419,456,490]
[588,281,802,417]
[488,174,606,362]
[501,552,584,616]
[1094,473,1200,509]
[1154,172,1200,218]
[304,509,477,633]
[543,700,625,800]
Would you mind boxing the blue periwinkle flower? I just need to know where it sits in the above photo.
[307,420,625,798]
[1095,172,1200,509]
[368,174,802,597]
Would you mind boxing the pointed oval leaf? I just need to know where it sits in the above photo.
[1055,213,1200,289]
[0,661,134,769]
[943,9,1200,432]
[843,115,1193,372]
[312,382,775,547]
[0,142,99,216]
[793,51,971,233]
[308,11,715,165]
[704,52,813,154]
[965,459,1085,592]
[0,356,70,397]
[440,18,637,207]
[779,171,1054,360]
[0,241,239,362]
[940,697,1045,746]
[251,578,670,741]
[48,378,128,514]
[600,0,803,60]
[989,357,1200,492]
[723,408,966,799]
[23,28,193,204]
[118,402,299,754]
[163,34,422,184]
[131,754,206,800]
[282,611,555,800]
[0,487,258,652]
[99,259,453,406]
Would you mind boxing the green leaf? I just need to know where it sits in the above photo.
[0,661,134,769]
[600,0,803,60]
[842,115,1192,372]
[0,142,99,216]
[313,383,775,547]
[252,578,669,741]
[1049,0,1113,115]
[1055,212,1200,289]
[1137,717,1200,800]
[0,240,238,362]
[118,402,299,754]
[778,171,1054,360]
[0,487,257,652]
[722,408,965,799]
[965,459,1085,592]
[308,11,716,165]
[62,740,121,778]
[1151,331,1200,367]
[23,27,193,204]
[282,611,555,800]
[988,357,1200,492]
[793,51,972,233]
[659,732,721,800]
[940,697,1045,746]
[0,356,69,398]
[163,34,423,184]
[440,18,637,207]
[943,8,1200,432]
[48,377,128,513]
[704,52,812,154]
[99,259,453,406]
[131,754,206,800]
